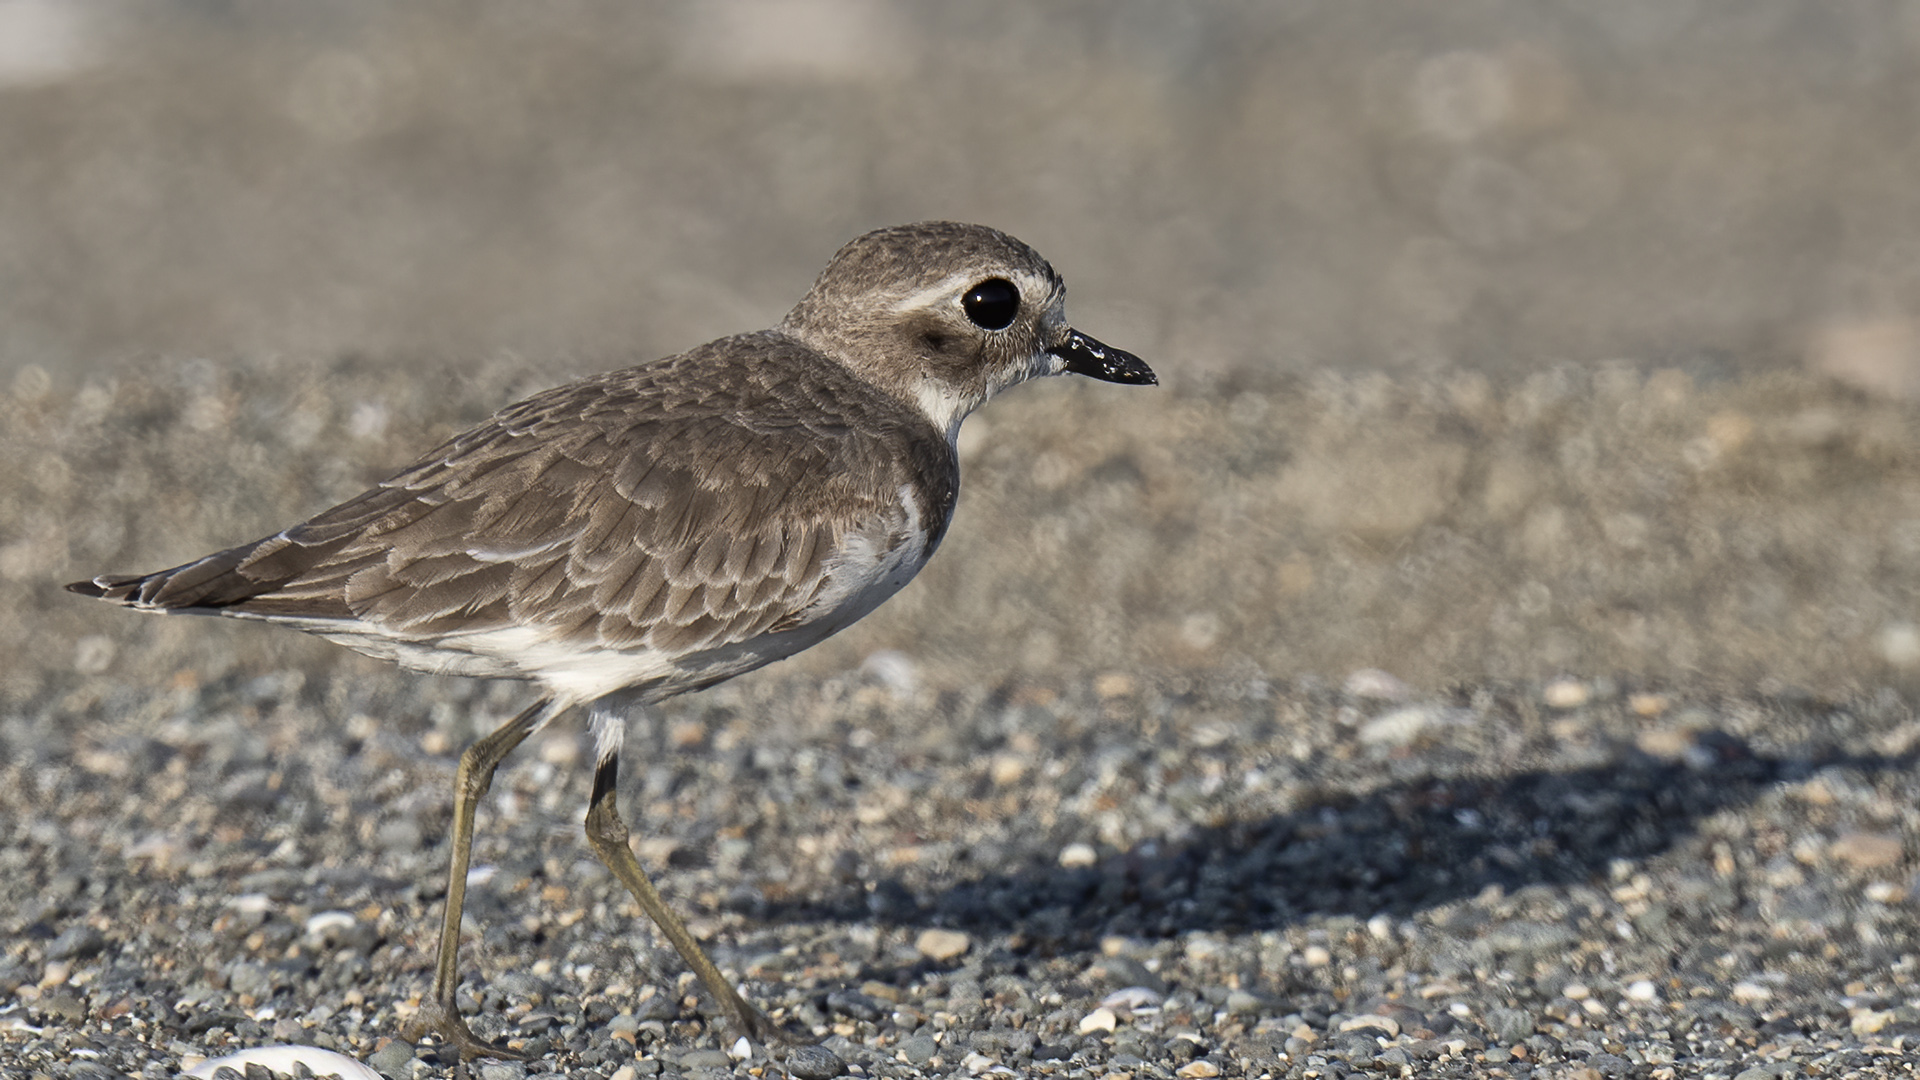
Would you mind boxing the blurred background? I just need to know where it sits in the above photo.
[8,0,1920,701]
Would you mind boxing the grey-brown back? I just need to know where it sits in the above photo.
[72,330,958,678]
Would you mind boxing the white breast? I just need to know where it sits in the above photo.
[800,482,934,633]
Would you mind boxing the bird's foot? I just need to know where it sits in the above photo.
[405,999,530,1064]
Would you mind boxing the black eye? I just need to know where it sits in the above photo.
[961,278,1020,331]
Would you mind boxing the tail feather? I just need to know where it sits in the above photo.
[66,534,358,618]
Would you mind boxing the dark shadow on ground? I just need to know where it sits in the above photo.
[762,734,1914,953]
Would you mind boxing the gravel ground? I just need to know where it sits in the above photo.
[4,663,1919,1079]
[6,359,1920,1079]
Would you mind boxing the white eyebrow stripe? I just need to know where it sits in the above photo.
[889,269,1057,315]
[891,270,983,314]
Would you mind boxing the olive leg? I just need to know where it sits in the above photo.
[406,697,558,1061]
[582,753,800,1044]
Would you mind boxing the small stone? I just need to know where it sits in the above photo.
[375,817,423,851]
[1100,986,1164,1012]
[1852,1009,1894,1035]
[1176,1061,1221,1078]
[1079,1007,1119,1034]
[1628,692,1670,717]
[826,989,885,1022]
[34,993,85,1024]
[1058,842,1098,869]
[1302,945,1332,967]
[1358,705,1442,747]
[1625,980,1659,1003]
[915,928,971,961]
[1340,1014,1400,1038]
[1483,920,1577,954]
[1730,982,1772,1005]
[1831,831,1903,869]
[1636,728,1694,759]
[302,910,362,950]
[1543,679,1589,708]
[366,1042,418,1080]
[898,1034,939,1065]
[1344,668,1411,701]
[677,1049,731,1069]
[1879,623,1920,667]
[1484,1008,1535,1044]
[1089,955,1167,993]
[784,1043,847,1080]
[477,1063,526,1080]
[1224,990,1264,1016]
[1588,1052,1632,1077]
[1865,880,1907,903]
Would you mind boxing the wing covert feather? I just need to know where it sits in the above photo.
[91,333,960,677]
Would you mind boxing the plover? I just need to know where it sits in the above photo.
[69,221,1155,1059]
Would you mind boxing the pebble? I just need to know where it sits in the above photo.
[1864,879,1907,902]
[35,993,85,1024]
[1625,979,1659,1002]
[365,1042,418,1080]
[1090,955,1167,994]
[1628,692,1670,716]
[1100,986,1164,1011]
[898,1034,939,1066]
[1357,705,1444,747]
[826,988,885,1022]
[1543,678,1590,708]
[916,928,972,961]
[1058,842,1098,868]
[1343,668,1411,701]
[1079,1007,1119,1034]
[1484,1008,1535,1044]
[1851,1009,1893,1035]
[1830,831,1903,869]
[1175,1061,1221,1078]
[1589,1051,1632,1076]
[783,1044,847,1079]
[1339,1014,1399,1038]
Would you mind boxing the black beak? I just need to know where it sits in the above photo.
[1053,328,1157,385]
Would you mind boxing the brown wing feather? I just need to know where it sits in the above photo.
[71,332,959,667]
